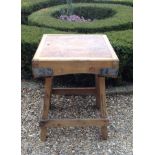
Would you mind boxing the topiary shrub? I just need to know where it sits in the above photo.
[28,3,133,33]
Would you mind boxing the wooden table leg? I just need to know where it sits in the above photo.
[40,77,53,141]
[95,75,100,109]
[98,76,108,140]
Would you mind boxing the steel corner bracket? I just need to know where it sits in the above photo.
[100,68,118,77]
[32,67,53,78]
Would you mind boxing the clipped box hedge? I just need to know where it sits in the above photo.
[28,3,132,33]
[22,0,63,24]
[106,30,133,82]
[22,25,132,82]
[22,0,132,24]
[22,0,132,14]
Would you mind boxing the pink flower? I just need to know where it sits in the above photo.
[59,14,92,22]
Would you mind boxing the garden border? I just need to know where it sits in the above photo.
[28,3,133,33]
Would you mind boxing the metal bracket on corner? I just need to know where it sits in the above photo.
[100,68,118,77]
[32,67,53,78]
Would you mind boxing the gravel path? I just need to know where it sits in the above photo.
[21,81,133,155]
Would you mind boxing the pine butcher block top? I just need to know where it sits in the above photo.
[32,34,119,77]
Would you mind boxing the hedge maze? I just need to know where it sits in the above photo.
[22,0,133,84]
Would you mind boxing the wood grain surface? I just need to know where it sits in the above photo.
[32,34,119,76]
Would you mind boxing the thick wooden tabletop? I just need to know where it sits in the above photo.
[32,34,119,77]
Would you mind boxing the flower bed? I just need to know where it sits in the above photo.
[59,15,92,22]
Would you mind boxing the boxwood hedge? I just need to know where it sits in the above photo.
[22,0,132,14]
[22,0,132,24]
[22,0,63,24]
[21,25,132,82]
[28,3,132,33]
[107,30,132,82]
